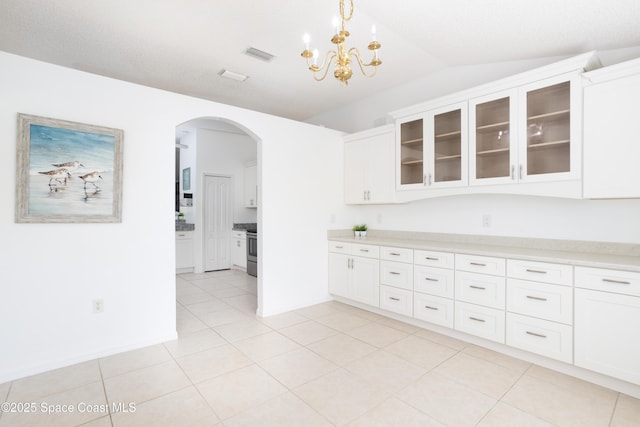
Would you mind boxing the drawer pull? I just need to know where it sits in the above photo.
[526,295,547,302]
[526,331,547,339]
[469,285,486,290]
[469,316,486,323]
[389,272,401,276]
[389,297,400,301]
[470,262,486,267]
[360,249,369,253]
[390,252,402,256]
[602,278,631,285]
[335,245,344,249]
[424,277,439,282]
[526,269,547,274]
[424,305,439,311]
[425,257,439,261]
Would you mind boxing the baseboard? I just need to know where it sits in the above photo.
[0,330,178,384]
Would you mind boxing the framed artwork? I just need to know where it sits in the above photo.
[15,113,124,223]
[182,167,191,190]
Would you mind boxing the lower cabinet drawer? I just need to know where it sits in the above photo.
[380,260,413,290]
[414,293,454,328]
[506,313,573,363]
[414,265,454,298]
[454,302,505,343]
[507,279,573,324]
[380,285,413,316]
[455,271,506,309]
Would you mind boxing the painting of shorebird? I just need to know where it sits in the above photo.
[15,113,123,223]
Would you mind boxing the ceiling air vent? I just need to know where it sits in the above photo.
[218,69,249,82]
[244,47,276,62]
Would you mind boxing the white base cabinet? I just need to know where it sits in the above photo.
[575,266,640,385]
[176,231,194,270]
[232,230,247,269]
[328,238,640,392]
[328,242,380,307]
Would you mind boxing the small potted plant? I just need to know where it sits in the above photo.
[353,224,367,238]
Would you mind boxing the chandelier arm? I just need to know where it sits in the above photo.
[349,48,379,78]
[310,52,338,82]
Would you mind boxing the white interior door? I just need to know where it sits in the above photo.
[204,175,232,271]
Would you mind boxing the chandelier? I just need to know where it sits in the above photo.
[300,0,382,85]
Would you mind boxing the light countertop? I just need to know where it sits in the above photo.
[328,230,640,272]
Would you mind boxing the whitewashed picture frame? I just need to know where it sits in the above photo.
[15,113,123,223]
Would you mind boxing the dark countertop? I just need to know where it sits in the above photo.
[175,220,195,231]
[233,223,257,232]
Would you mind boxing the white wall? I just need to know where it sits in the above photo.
[0,51,344,382]
[337,194,640,244]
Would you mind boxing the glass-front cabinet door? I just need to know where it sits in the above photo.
[518,73,580,182]
[397,115,425,188]
[426,102,468,187]
[469,89,518,185]
[397,104,467,190]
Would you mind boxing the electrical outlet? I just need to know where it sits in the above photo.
[92,299,104,314]
[482,214,492,228]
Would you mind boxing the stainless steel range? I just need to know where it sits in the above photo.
[246,229,257,277]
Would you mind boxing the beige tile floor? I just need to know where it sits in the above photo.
[1,269,639,426]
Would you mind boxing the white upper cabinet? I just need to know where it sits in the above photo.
[390,52,598,201]
[469,73,581,186]
[397,102,468,190]
[583,58,640,199]
[518,73,581,183]
[469,88,518,185]
[344,125,396,204]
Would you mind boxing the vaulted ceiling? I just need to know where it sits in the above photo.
[2,0,640,122]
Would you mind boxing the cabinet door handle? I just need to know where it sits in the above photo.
[428,173,432,186]
[469,316,486,323]
[425,257,439,261]
[424,305,438,311]
[470,262,486,267]
[511,165,515,180]
[390,252,401,256]
[423,174,427,185]
[602,278,631,285]
[363,190,367,201]
[526,268,547,274]
[526,295,547,301]
[519,164,523,180]
[469,285,486,290]
[360,249,369,253]
[424,277,439,282]
[389,297,400,301]
[389,272,401,275]
[335,245,344,249]
[526,331,547,339]
[367,190,371,200]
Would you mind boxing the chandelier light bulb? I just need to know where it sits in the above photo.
[303,33,310,50]
[312,48,319,65]
[332,16,340,34]
[371,25,376,41]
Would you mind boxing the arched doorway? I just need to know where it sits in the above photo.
[174,117,262,318]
